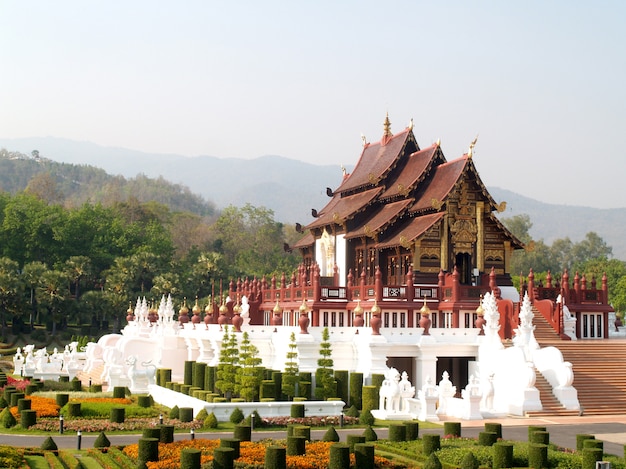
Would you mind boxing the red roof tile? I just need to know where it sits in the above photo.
[305,187,382,230]
[344,199,414,240]
[376,212,445,249]
[380,144,440,200]
[335,129,412,194]
[410,156,468,213]
[293,232,315,249]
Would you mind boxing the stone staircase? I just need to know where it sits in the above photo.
[532,309,626,416]
[525,370,580,417]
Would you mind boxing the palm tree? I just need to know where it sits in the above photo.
[21,261,47,328]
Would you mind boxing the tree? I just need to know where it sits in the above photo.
[282,332,300,400]
[21,261,47,327]
[315,327,335,400]
[0,258,22,338]
[235,332,264,402]
[62,255,92,300]
[37,269,71,335]
[216,326,239,399]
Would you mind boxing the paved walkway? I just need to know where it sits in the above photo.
[4,415,626,456]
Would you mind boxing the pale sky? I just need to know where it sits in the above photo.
[1,1,625,208]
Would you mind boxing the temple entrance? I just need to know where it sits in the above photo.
[455,252,473,285]
[436,356,475,397]
[581,313,604,339]
[387,356,414,383]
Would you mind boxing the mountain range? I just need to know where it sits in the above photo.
[1,136,625,261]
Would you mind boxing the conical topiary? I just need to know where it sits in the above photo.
[93,431,111,449]
[204,412,218,429]
[0,407,16,428]
[229,407,244,424]
[195,408,208,422]
[461,451,479,469]
[0,396,8,409]
[424,453,443,469]
[322,426,340,442]
[169,405,179,419]
[41,436,58,451]
[363,425,378,442]
[359,409,375,426]
[344,405,359,418]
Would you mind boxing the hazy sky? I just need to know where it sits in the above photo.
[2,1,625,208]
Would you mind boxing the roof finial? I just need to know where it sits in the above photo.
[383,112,392,138]
[361,133,368,146]
[468,134,478,158]
[408,118,414,131]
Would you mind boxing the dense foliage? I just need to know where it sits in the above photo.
[0,179,300,337]
[503,214,626,311]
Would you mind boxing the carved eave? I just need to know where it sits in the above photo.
[464,158,499,212]
[487,213,525,250]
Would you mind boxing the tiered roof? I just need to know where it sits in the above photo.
[301,116,521,251]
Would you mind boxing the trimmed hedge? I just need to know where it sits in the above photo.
[184,360,194,386]
[576,434,595,451]
[443,421,461,438]
[329,443,350,469]
[334,370,349,404]
[388,424,406,442]
[478,431,498,446]
[213,447,235,469]
[423,433,441,456]
[349,372,363,410]
[287,436,306,456]
[137,438,159,468]
[264,446,286,469]
[528,443,548,469]
[347,434,366,452]
[484,422,502,439]
[361,385,377,413]
[291,404,305,418]
[234,424,251,442]
[220,438,240,459]
[404,421,419,440]
[181,448,201,469]
[110,407,125,424]
[493,442,513,469]
[354,443,375,469]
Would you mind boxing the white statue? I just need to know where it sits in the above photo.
[379,367,402,413]
[481,373,495,411]
[398,371,415,413]
[126,355,157,392]
[436,371,456,415]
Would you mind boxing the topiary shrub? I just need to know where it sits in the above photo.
[181,448,201,469]
[424,453,443,469]
[582,447,603,469]
[460,451,479,469]
[359,409,375,426]
[20,409,36,428]
[363,425,378,442]
[530,431,550,445]
[41,436,58,452]
[112,386,126,399]
[354,443,375,469]
[290,403,305,418]
[576,434,595,451]
[404,421,419,440]
[169,405,180,419]
[70,378,82,391]
[329,443,350,469]
[528,425,547,441]
[93,432,111,449]
[478,431,498,446]
[138,438,159,468]
[195,408,208,422]
[323,426,340,442]
[234,424,252,442]
[204,412,218,429]
[422,433,441,456]
[159,425,175,443]
[287,436,306,456]
[388,424,406,442]
[264,446,286,469]
[55,393,69,407]
[229,407,244,424]
[179,407,193,423]
[143,428,161,439]
[346,434,366,452]
[361,385,377,413]
[0,407,17,428]
[110,407,125,424]
[137,395,152,408]
[220,438,241,459]
[67,402,81,417]
[0,396,7,408]
[528,443,548,469]
[493,442,513,469]
[344,405,359,418]
[484,422,503,439]
[443,421,461,438]
[213,447,235,469]
[243,410,264,428]
[294,425,311,441]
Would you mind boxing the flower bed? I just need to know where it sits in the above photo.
[122,439,399,469]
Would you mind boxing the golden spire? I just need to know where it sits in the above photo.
[468,135,478,158]
[353,299,363,316]
[371,299,381,316]
[299,298,309,314]
[420,297,431,316]
[383,113,392,138]
[273,299,283,314]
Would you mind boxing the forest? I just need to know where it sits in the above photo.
[0,148,624,341]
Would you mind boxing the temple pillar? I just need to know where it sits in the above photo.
[413,240,421,272]
[441,214,449,271]
[503,241,511,273]
[476,202,484,272]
